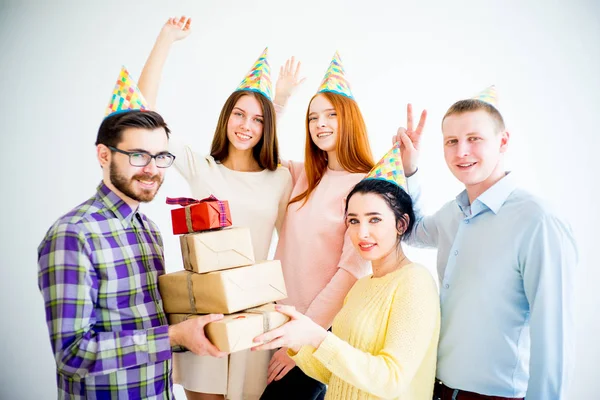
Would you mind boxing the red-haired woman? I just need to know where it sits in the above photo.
[261,53,375,400]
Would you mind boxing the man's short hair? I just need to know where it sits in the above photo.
[442,99,505,132]
[96,110,170,147]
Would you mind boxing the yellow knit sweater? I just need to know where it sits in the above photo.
[290,263,440,399]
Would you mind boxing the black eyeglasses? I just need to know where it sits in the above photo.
[108,146,176,168]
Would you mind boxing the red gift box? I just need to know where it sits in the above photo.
[166,195,232,235]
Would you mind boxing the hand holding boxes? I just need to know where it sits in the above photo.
[162,195,289,353]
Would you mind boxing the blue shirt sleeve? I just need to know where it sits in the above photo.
[405,171,441,248]
[521,212,578,399]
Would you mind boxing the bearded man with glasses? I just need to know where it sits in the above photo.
[37,109,226,400]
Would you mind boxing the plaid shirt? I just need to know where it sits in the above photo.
[38,182,173,399]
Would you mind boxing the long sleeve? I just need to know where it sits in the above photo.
[170,134,199,184]
[275,171,293,234]
[521,213,578,399]
[289,345,333,385]
[304,231,370,328]
[405,171,440,248]
[306,267,439,399]
[37,223,171,379]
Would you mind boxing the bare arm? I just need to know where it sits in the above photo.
[138,16,192,109]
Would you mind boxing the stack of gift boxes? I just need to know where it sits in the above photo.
[158,196,289,353]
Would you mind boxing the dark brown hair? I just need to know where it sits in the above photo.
[96,110,170,147]
[210,90,279,171]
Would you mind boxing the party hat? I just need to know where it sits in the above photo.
[364,142,406,191]
[105,66,149,116]
[317,51,354,99]
[235,47,273,101]
[471,85,498,107]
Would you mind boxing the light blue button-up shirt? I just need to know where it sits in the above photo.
[406,172,577,399]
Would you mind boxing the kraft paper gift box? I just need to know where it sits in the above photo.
[158,260,287,314]
[168,304,290,353]
[166,195,232,235]
[179,227,255,273]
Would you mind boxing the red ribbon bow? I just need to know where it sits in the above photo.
[166,195,220,207]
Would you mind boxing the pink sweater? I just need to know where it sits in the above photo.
[276,161,372,328]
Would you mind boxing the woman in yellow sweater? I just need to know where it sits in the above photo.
[252,140,441,400]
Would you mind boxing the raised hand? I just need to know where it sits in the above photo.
[139,16,192,109]
[392,104,427,177]
[159,16,192,43]
[274,56,306,107]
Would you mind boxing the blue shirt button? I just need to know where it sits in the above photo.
[444,284,450,289]
[454,250,459,256]
[465,219,470,224]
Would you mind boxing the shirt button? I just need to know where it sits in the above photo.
[454,250,459,256]
[464,219,470,224]
[444,284,450,289]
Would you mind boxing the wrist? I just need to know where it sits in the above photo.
[273,94,290,108]
[168,325,180,347]
[157,32,177,46]
[405,165,418,178]
[311,328,328,349]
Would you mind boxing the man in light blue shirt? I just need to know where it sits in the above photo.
[394,95,577,399]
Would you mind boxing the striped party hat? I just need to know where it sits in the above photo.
[364,142,406,191]
[105,66,149,116]
[235,47,273,101]
[471,85,498,107]
[317,51,353,99]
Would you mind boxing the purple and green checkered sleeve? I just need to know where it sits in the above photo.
[37,222,172,379]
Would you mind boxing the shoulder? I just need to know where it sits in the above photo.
[43,195,105,237]
[398,264,437,287]
[285,160,306,181]
[507,189,570,230]
[390,264,439,308]
[272,164,294,184]
[38,200,96,258]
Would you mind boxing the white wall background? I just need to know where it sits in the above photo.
[0,0,597,398]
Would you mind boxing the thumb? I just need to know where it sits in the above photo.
[275,304,302,319]
[199,313,224,326]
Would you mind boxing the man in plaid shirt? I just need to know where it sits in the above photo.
[38,109,226,399]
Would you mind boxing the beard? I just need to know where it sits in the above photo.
[109,160,163,203]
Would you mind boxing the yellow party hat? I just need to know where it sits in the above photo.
[471,85,498,107]
[105,66,149,116]
[317,51,354,99]
[235,47,273,101]
[364,142,406,191]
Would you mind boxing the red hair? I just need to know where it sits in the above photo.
[290,92,374,206]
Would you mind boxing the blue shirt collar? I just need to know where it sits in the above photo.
[456,172,517,217]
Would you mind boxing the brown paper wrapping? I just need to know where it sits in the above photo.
[159,260,287,314]
[180,227,255,273]
[168,304,290,353]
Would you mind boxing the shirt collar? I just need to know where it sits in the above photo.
[96,181,138,226]
[455,172,517,217]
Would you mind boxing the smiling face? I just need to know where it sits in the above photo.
[442,109,509,197]
[307,94,338,152]
[100,126,169,204]
[226,93,265,152]
[346,192,401,262]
